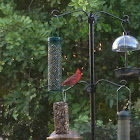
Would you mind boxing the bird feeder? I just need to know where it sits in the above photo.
[117,110,130,140]
[47,101,82,140]
[116,85,131,140]
[112,33,140,79]
[48,37,62,91]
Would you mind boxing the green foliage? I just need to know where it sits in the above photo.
[130,100,140,140]
[0,1,52,139]
[0,0,140,139]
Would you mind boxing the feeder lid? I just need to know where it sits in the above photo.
[118,110,130,120]
[48,37,62,41]
[112,35,140,52]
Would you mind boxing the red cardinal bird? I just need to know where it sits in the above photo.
[62,68,83,86]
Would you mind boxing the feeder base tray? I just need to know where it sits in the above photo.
[47,129,82,140]
[114,67,140,79]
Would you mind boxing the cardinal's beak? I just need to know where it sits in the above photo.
[81,73,83,75]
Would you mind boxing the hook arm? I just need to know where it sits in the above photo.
[95,11,130,23]
[96,79,125,87]
[52,9,89,17]
[121,15,130,33]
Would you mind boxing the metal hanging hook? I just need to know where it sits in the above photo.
[51,10,60,37]
[121,15,130,34]
[123,15,130,24]
[56,15,60,37]
[117,85,131,114]
[121,21,126,33]
[51,10,60,17]
[120,80,127,85]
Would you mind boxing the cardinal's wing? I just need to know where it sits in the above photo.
[62,74,78,85]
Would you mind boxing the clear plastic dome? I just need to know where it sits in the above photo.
[112,35,140,52]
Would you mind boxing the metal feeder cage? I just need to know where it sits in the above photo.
[48,37,62,91]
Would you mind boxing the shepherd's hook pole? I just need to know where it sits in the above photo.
[88,13,96,140]
[51,9,129,140]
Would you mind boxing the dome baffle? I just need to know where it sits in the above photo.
[112,35,140,52]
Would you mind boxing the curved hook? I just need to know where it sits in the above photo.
[51,10,60,36]
[51,10,60,17]
[123,15,130,24]
[121,15,130,34]
[120,80,127,85]
[61,85,75,102]
[117,85,131,114]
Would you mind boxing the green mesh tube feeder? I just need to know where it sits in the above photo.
[48,37,62,91]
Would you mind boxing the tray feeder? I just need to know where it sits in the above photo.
[112,32,140,79]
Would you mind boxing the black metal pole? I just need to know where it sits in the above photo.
[88,13,96,140]
[52,10,130,140]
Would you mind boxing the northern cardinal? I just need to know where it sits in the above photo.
[62,68,83,86]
